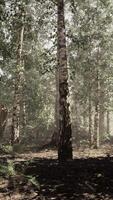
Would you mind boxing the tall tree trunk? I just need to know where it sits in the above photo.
[94,70,99,148]
[21,98,26,132]
[20,60,27,135]
[99,105,105,143]
[106,110,110,136]
[74,100,80,147]
[87,4,93,148]
[11,74,21,144]
[51,68,59,146]
[0,104,8,139]
[99,80,105,143]
[88,92,93,147]
[11,22,25,145]
[94,103,99,148]
[82,101,87,131]
[57,0,73,161]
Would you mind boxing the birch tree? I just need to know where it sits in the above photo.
[57,0,73,161]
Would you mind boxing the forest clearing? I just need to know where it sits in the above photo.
[1,0,113,199]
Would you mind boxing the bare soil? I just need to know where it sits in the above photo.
[0,145,113,200]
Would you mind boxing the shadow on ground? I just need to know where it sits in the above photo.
[13,157,113,200]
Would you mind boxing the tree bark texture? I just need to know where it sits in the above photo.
[0,104,8,138]
[94,70,100,148]
[57,0,73,161]
[11,19,25,145]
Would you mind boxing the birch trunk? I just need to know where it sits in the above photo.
[57,0,73,161]
[106,110,110,136]
[11,22,25,145]
[88,92,93,147]
[0,104,8,138]
[94,70,100,148]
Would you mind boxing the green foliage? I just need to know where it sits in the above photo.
[7,160,16,176]
[0,161,15,177]
[0,145,13,154]
[25,175,40,189]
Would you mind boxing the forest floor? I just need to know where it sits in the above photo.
[0,145,113,199]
